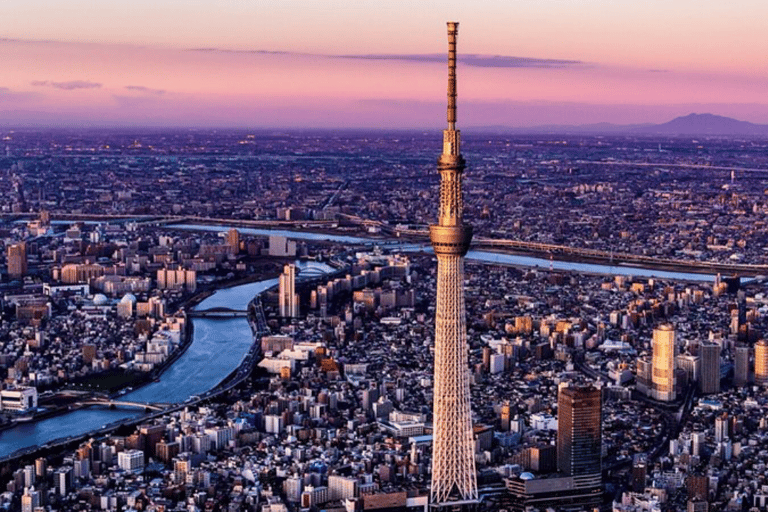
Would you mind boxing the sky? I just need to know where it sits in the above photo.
[2,0,768,128]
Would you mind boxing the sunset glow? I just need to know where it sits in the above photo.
[2,0,768,127]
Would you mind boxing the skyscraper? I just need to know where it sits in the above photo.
[7,242,27,279]
[699,342,720,394]
[226,228,240,254]
[279,264,299,318]
[557,383,602,480]
[652,323,676,402]
[733,344,750,388]
[429,22,477,508]
[755,339,768,386]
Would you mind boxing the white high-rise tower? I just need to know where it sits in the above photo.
[429,21,477,508]
[279,264,299,318]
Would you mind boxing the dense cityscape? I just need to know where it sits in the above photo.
[0,122,766,512]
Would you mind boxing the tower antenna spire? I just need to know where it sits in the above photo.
[447,21,458,131]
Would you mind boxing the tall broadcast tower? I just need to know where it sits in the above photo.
[429,22,478,508]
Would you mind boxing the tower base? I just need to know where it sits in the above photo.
[430,499,479,512]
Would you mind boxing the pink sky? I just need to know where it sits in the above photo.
[2,1,768,128]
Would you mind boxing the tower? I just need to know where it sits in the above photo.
[429,22,477,508]
[557,383,602,480]
[652,323,676,402]
[279,264,299,318]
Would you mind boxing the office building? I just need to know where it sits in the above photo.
[226,228,240,253]
[733,344,750,388]
[557,383,602,480]
[429,22,478,508]
[7,242,27,279]
[117,449,145,474]
[755,339,768,386]
[269,235,296,257]
[652,323,677,401]
[0,387,38,413]
[55,467,72,496]
[21,487,40,512]
[328,475,358,501]
[279,264,299,318]
[699,342,720,394]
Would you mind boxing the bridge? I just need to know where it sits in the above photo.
[394,228,768,276]
[76,399,170,412]
[187,307,248,318]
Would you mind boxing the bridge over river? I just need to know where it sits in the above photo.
[75,399,170,412]
[187,307,248,318]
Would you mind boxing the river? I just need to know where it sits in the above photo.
[0,265,328,458]
[169,224,717,282]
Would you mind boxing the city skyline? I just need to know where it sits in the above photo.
[3,1,768,127]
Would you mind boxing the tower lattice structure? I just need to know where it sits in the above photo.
[429,21,478,507]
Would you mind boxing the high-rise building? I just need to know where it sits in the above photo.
[117,449,145,474]
[557,384,602,480]
[279,264,299,318]
[699,342,720,394]
[429,22,477,508]
[226,228,240,253]
[652,323,677,401]
[55,467,72,496]
[7,242,27,279]
[328,475,358,501]
[34,458,46,479]
[500,402,511,432]
[715,413,729,442]
[733,344,750,387]
[631,455,647,493]
[755,339,768,386]
[21,487,40,512]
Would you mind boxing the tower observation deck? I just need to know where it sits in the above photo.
[429,21,478,509]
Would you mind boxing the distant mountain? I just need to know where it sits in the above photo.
[636,113,768,136]
[473,113,768,136]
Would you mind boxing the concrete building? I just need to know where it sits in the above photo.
[269,235,296,257]
[117,449,145,474]
[0,387,38,413]
[328,475,358,501]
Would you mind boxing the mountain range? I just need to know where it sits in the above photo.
[478,113,768,136]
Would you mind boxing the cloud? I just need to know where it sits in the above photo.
[188,48,290,56]
[124,85,165,95]
[186,47,582,69]
[31,80,102,90]
[341,53,582,68]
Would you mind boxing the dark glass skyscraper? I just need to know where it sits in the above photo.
[557,384,602,480]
